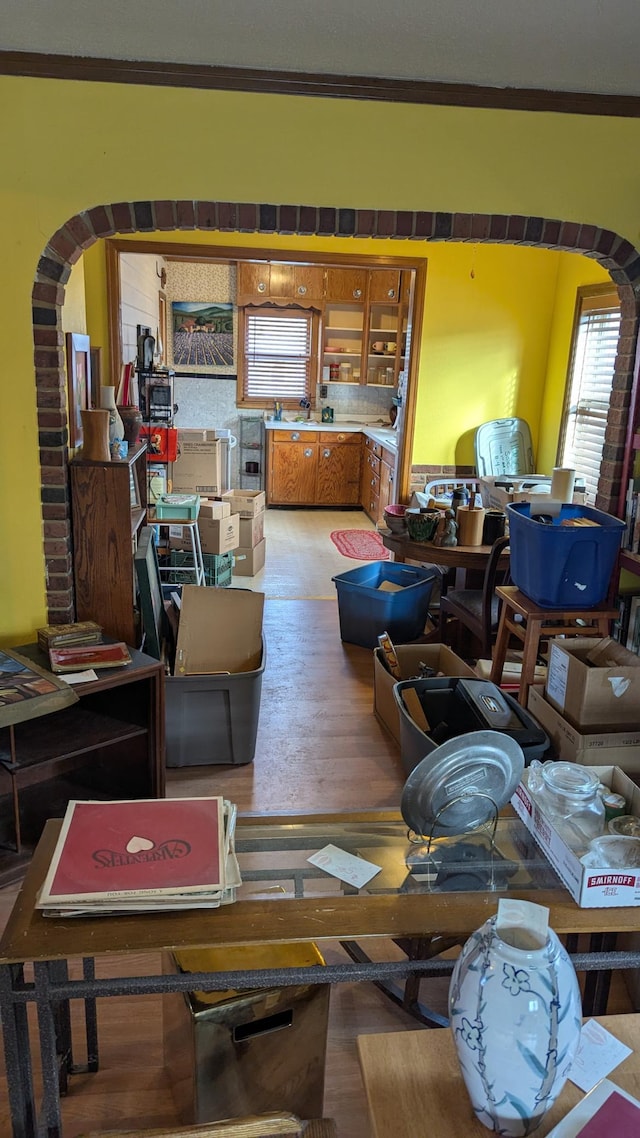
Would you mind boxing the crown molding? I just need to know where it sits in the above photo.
[1,50,639,116]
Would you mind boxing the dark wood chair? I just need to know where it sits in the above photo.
[438,535,510,660]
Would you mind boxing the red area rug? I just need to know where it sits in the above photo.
[330,529,390,561]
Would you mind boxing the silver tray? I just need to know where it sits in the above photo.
[401,730,525,836]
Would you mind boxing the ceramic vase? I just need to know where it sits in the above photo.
[99,385,125,445]
[448,915,582,1136]
[80,409,110,462]
[117,404,143,447]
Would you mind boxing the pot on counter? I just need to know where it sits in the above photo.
[406,506,440,543]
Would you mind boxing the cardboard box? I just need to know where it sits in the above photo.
[221,489,266,517]
[373,643,476,746]
[172,431,223,495]
[512,765,640,907]
[527,686,640,771]
[238,512,265,548]
[170,513,239,556]
[175,584,264,676]
[233,538,266,577]
[475,658,548,685]
[479,476,587,511]
[199,499,231,521]
[545,637,640,731]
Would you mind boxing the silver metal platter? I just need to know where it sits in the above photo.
[401,730,525,836]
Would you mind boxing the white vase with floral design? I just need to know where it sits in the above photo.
[99,385,124,446]
[448,901,582,1136]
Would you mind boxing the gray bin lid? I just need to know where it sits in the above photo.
[474,418,535,477]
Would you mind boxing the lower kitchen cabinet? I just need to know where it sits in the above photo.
[361,436,397,524]
[267,429,362,506]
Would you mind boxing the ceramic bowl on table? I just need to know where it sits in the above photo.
[383,504,407,534]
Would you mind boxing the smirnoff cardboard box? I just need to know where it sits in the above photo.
[221,489,266,517]
[233,538,266,577]
[479,477,588,511]
[527,686,640,772]
[238,512,265,548]
[545,637,640,731]
[374,643,475,746]
[171,431,223,495]
[511,765,640,907]
[170,513,239,556]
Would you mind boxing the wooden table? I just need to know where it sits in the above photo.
[357,1014,640,1138]
[381,531,509,589]
[4,812,640,1138]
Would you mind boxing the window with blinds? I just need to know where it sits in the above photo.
[558,286,621,503]
[238,306,318,406]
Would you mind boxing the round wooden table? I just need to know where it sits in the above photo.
[380,530,509,589]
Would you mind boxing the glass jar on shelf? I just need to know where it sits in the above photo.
[528,761,605,851]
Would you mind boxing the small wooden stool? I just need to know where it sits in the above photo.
[490,585,618,707]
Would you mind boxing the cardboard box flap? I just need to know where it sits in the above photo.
[175,585,264,675]
[586,637,640,669]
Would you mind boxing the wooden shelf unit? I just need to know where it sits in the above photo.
[71,442,148,646]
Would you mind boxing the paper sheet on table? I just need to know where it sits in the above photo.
[568,1018,633,1092]
[308,844,381,888]
[59,669,99,684]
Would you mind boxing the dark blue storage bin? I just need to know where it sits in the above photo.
[506,502,625,608]
[332,562,437,648]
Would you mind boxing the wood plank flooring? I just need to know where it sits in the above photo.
[0,509,635,1137]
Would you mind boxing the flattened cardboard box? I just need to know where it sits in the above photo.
[512,765,640,907]
[171,431,223,496]
[175,585,264,675]
[374,643,475,746]
[527,686,640,772]
[233,538,266,577]
[545,636,640,731]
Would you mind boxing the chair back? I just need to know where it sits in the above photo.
[479,535,511,654]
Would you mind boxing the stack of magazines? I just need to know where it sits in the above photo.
[36,796,240,917]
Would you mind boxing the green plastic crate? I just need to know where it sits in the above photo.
[168,550,234,587]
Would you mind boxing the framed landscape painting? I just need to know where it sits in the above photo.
[171,301,234,367]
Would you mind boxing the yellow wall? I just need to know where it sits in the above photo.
[2,73,639,643]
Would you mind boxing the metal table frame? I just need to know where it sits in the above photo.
[3,811,640,1138]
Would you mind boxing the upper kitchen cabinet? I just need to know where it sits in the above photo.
[237,262,324,306]
[368,269,401,304]
[324,267,368,303]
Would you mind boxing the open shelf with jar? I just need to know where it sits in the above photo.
[321,302,364,384]
[366,301,401,387]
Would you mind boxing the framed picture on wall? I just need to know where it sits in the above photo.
[66,332,92,447]
[171,301,234,367]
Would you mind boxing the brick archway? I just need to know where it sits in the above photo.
[32,201,640,624]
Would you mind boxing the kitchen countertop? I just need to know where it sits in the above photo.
[263,419,398,451]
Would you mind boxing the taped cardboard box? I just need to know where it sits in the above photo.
[172,431,223,495]
[221,489,266,517]
[512,765,640,907]
[170,514,239,556]
[545,637,640,731]
[527,685,640,772]
[199,499,231,521]
[374,643,475,746]
[238,512,265,548]
[233,538,266,577]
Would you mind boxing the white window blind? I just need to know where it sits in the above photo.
[242,308,314,402]
[560,290,621,503]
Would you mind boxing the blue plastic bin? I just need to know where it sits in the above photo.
[506,502,625,608]
[332,562,437,648]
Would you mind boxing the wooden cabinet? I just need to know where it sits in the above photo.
[369,269,401,303]
[324,267,367,303]
[0,642,165,883]
[316,432,362,505]
[322,302,365,383]
[71,443,147,646]
[361,436,397,523]
[237,261,324,305]
[267,428,362,505]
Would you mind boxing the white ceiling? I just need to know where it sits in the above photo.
[3,0,640,98]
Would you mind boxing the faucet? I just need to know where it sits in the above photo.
[299,396,312,421]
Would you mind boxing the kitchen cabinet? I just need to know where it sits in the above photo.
[324,267,367,303]
[361,436,397,524]
[237,261,324,305]
[322,302,365,383]
[316,432,362,505]
[267,428,362,505]
[369,269,401,303]
[71,443,147,646]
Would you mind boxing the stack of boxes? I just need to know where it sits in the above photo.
[221,489,266,577]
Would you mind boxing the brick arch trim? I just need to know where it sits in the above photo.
[33,200,640,624]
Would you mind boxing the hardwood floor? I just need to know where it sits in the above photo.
[0,511,426,1138]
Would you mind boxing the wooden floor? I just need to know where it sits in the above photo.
[0,508,634,1137]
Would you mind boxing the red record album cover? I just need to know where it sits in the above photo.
[48,642,132,672]
[39,798,225,902]
[574,1090,640,1136]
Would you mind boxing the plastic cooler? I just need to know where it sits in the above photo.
[506,502,625,608]
[332,562,437,649]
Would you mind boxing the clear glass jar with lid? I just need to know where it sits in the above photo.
[528,761,605,851]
